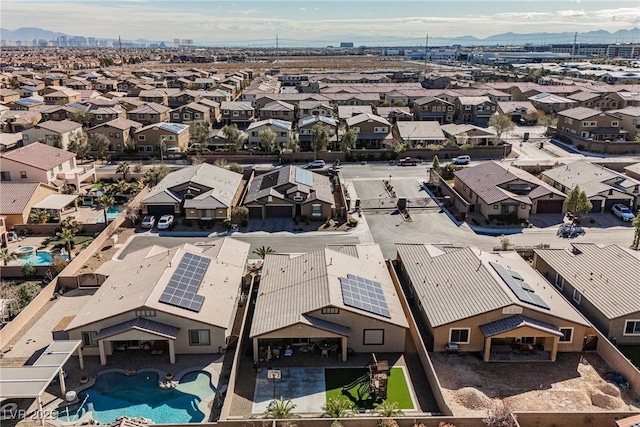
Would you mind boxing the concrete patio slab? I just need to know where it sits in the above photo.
[252,367,326,414]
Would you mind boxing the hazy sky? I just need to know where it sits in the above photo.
[2,0,639,45]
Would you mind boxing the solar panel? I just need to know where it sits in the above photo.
[489,262,550,310]
[294,168,313,187]
[159,252,209,312]
[340,274,391,318]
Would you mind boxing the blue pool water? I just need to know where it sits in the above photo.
[95,206,123,223]
[56,371,214,424]
[19,251,69,266]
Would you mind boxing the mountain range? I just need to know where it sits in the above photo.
[1,27,638,47]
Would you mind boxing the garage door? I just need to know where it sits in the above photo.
[146,205,175,216]
[266,205,293,218]
[536,199,565,214]
[248,206,262,219]
[590,200,602,213]
[604,199,629,212]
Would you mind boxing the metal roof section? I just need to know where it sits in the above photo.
[480,315,563,338]
[96,318,180,340]
[32,194,78,210]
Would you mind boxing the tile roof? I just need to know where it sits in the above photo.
[250,245,407,338]
[535,244,640,319]
[98,117,143,131]
[345,113,390,127]
[220,101,254,111]
[541,160,638,198]
[0,142,75,170]
[396,121,445,141]
[556,107,601,120]
[129,102,170,114]
[243,165,333,205]
[36,119,82,134]
[246,119,292,132]
[0,182,47,214]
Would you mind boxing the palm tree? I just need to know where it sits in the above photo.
[253,246,275,259]
[95,194,115,226]
[0,248,18,266]
[262,397,298,419]
[56,227,76,260]
[321,397,356,418]
[30,208,50,224]
[631,214,640,250]
[116,162,131,182]
[373,400,404,418]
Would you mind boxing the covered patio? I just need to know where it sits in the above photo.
[30,194,78,223]
[95,317,180,365]
[480,315,563,362]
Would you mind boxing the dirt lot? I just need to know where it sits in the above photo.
[74,227,136,274]
[431,352,640,416]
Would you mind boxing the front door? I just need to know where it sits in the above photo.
[295,204,302,217]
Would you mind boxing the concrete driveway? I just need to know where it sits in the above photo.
[244,218,293,233]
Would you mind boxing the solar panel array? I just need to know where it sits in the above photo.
[294,168,313,187]
[340,274,391,318]
[489,262,550,310]
[159,123,188,133]
[159,252,209,312]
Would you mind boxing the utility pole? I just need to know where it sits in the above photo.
[571,32,577,59]
[276,34,279,62]
[118,35,124,72]
[424,34,428,72]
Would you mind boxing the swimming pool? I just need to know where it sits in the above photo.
[95,206,123,223]
[56,371,214,424]
[14,251,69,266]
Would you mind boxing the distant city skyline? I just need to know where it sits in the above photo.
[2,0,639,46]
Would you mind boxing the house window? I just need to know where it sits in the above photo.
[146,146,153,152]
[189,329,210,346]
[167,135,175,141]
[194,113,200,119]
[322,307,340,314]
[173,113,180,119]
[114,133,121,139]
[572,289,581,304]
[311,204,322,217]
[232,111,239,117]
[493,205,499,209]
[183,113,190,119]
[23,134,29,141]
[20,171,27,179]
[82,331,98,347]
[363,329,384,345]
[465,105,471,110]
[559,328,573,343]
[0,172,10,181]
[555,274,564,290]
[58,165,63,172]
[138,135,146,141]
[96,115,102,120]
[611,121,618,127]
[138,146,145,152]
[518,337,535,344]
[449,328,470,344]
[135,309,156,317]
[581,131,590,138]
[624,320,640,336]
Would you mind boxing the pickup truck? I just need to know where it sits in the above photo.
[398,157,420,166]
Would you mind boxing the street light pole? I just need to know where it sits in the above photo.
[160,136,166,164]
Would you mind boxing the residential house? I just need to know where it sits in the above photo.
[94,79,118,93]
[393,121,446,148]
[528,93,577,114]
[453,161,567,220]
[38,104,82,122]
[250,244,408,362]
[139,89,169,106]
[141,163,243,219]
[2,110,42,133]
[0,182,59,227]
[167,90,203,108]
[609,91,640,109]
[170,103,212,128]
[0,142,95,189]
[376,106,413,124]
[496,101,537,123]
[567,91,621,111]
[126,103,171,126]
[134,122,190,154]
[0,133,23,152]
[608,106,640,141]
[556,107,625,143]
[345,113,393,149]
[297,116,339,151]
[87,118,143,152]
[298,101,334,119]
[21,120,83,149]
[454,96,496,127]
[243,165,334,219]
[534,243,640,345]
[337,105,373,121]
[258,101,295,121]
[85,103,127,127]
[246,119,293,148]
[201,89,232,104]
[541,160,639,212]
[193,77,222,90]
[65,238,250,365]
[0,88,20,103]
[197,99,221,124]
[624,162,640,181]
[396,244,592,361]
[42,88,81,106]
[8,97,45,111]
[441,123,496,146]
[412,97,454,123]
[220,101,255,128]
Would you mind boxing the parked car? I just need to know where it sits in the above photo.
[156,215,175,230]
[307,160,326,169]
[557,224,585,239]
[166,147,181,153]
[611,204,635,221]
[452,155,471,165]
[140,215,156,229]
[399,157,420,166]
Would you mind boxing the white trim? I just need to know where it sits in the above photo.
[623,320,640,336]
[555,273,564,290]
[572,289,581,305]
[449,327,470,344]
[559,327,574,344]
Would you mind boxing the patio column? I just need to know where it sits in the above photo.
[550,336,559,362]
[59,368,67,395]
[483,337,492,362]
[253,339,259,363]
[168,339,176,364]
[341,337,348,362]
[99,340,107,365]
[78,345,84,369]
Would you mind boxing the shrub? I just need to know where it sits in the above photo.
[21,263,37,277]
[223,218,233,230]
[229,162,244,173]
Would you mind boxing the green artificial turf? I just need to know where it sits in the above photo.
[325,367,414,410]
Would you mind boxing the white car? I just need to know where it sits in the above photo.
[140,215,156,229]
[307,160,326,169]
[611,204,635,221]
[452,155,471,165]
[156,215,175,230]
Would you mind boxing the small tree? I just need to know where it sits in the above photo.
[426,143,441,152]
[456,131,470,147]
[133,163,144,174]
[189,122,210,149]
[566,186,592,218]
[21,262,37,278]
[17,282,42,308]
[489,114,516,143]
[144,165,170,187]
[259,128,277,152]
[432,154,440,171]
[231,206,249,224]
[283,136,300,153]
[116,162,131,182]
[229,162,244,173]
[498,235,512,251]
[631,214,640,250]
[0,248,18,266]
[262,397,298,419]
[322,397,356,418]
[253,246,275,259]
[373,400,404,418]
[340,129,358,155]
[311,124,329,159]
[68,131,89,159]
[460,143,474,153]
[95,194,115,226]
[91,133,111,160]
[394,142,406,156]
[125,205,140,226]
[222,124,245,152]
[70,110,92,127]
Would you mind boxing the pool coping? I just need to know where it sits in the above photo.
[50,368,217,425]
